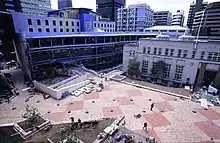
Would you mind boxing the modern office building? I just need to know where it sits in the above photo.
[123,34,220,89]
[13,0,51,16]
[193,1,220,40]
[96,0,126,22]
[172,10,185,27]
[14,32,156,80]
[117,4,153,32]
[0,0,15,12]
[58,0,72,9]
[153,11,172,26]
[144,26,190,38]
[187,0,208,31]
[48,8,115,32]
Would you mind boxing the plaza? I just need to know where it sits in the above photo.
[1,68,220,142]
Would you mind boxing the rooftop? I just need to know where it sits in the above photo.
[145,25,189,31]
[23,32,157,39]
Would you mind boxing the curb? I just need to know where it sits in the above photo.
[0,123,14,127]
[120,80,191,100]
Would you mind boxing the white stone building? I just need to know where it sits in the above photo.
[172,10,185,27]
[144,26,190,38]
[117,4,154,32]
[93,20,115,32]
[123,34,220,89]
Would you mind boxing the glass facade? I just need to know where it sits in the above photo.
[26,34,154,80]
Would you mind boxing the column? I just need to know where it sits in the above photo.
[214,65,220,89]
[196,63,207,87]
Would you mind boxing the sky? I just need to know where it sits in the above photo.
[51,0,219,25]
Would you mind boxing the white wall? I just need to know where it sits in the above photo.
[12,12,80,33]
[93,21,115,32]
[33,81,59,99]
[123,39,220,84]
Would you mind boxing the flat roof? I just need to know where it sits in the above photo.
[23,32,157,39]
[140,38,220,44]
[145,26,189,31]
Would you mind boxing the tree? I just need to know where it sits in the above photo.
[60,126,80,143]
[22,105,41,127]
[151,61,165,79]
[127,59,140,77]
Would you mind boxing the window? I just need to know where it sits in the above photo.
[45,20,49,25]
[60,28,63,32]
[208,52,214,60]
[174,65,184,80]
[170,49,174,56]
[163,64,171,79]
[101,24,103,27]
[29,28,33,32]
[40,38,51,47]
[66,21,68,26]
[104,24,106,27]
[53,20,56,26]
[213,53,218,61]
[147,47,151,54]
[46,28,50,32]
[77,22,79,27]
[66,29,69,32]
[98,23,100,27]
[94,23,96,27]
[158,48,162,55]
[178,50,182,57]
[178,30,185,33]
[200,51,205,59]
[143,47,146,53]
[142,61,148,75]
[37,19,41,25]
[132,50,135,55]
[192,50,196,58]
[129,50,132,56]
[165,48,169,56]
[38,28,42,32]
[72,29,74,32]
[60,21,63,26]
[53,28,57,32]
[77,29,79,32]
[183,50,188,58]
[28,19,32,25]
[153,47,157,54]
[72,21,74,26]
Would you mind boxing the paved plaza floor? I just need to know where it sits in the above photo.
[1,69,220,142]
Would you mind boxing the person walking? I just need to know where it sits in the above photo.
[150,103,154,111]
[143,122,148,132]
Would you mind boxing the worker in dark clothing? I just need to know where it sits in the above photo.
[150,103,154,111]
[143,122,148,132]
[70,117,75,130]
[6,96,11,103]
[77,118,82,128]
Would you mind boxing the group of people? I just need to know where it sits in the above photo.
[143,103,155,132]
[70,117,82,130]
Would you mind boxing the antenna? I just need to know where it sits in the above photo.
[194,10,205,50]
